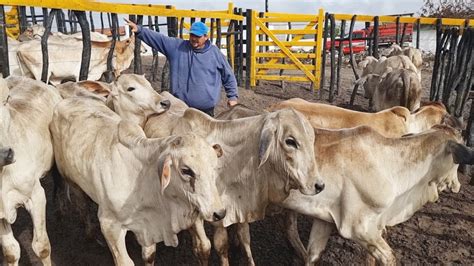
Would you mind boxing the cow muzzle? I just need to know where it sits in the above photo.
[298,180,325,196]
[212,209,226,221]
[0,147,15,166]
[315,181,325,194]
[159,99,171,111]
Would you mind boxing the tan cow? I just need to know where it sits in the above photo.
[16,35,138,85]
[50,95,226,265]
[282,124,471,265]
[145,107,324,265]
[371,68,422,111]
[0,76,62,265]
[267,98,459,137]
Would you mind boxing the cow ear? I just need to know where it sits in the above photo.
[447,141,474,165]
[160,155,172,194]
[259,117,277,168]
[442,114,464,130]
[213,144,223,158]
[80,81,111,97]
[170,136,183,147]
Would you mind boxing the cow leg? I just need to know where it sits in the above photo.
[141,244,156,266]
[306,219,334,265]
[99,216,133,266]
[364,229,389,266]
[189,218,211,265]
[236,223,255,266]
[285,211,307,260]
[213,225,230,266]
[354,230,395,266]
[0,220,20,266]
[24,183,51,266]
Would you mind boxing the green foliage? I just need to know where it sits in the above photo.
[420,0,473,19]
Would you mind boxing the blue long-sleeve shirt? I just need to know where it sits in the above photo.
[136,26,238,110]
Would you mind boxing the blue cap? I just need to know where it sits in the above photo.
[190,21,209,37]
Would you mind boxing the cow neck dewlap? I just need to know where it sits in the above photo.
[205,116,289,225]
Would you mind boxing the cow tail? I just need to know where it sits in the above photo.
[401,71,411,109]
[51,163,70,217]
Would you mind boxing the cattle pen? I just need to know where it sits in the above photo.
[0,0,473,265]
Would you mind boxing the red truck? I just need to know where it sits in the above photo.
[326,23,414,54]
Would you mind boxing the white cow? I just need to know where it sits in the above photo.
[16,35,139,85]
[356,55,421,110]
[145,107,324,265]
[0,76,62,265]
[18,24,110,42]
[371,68,422,111]
[387,44,423,69]
[50,93,227,265]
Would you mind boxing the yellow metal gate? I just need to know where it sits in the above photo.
[249,9,324,90]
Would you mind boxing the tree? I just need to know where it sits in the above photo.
[420,0,473,19]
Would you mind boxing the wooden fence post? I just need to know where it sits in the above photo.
[0,5,9,77]
[41,9,58,83]
[74,10,91,81]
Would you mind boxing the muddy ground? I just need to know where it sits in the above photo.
[2,56,473,265]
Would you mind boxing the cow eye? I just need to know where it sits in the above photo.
[127,87,135,92]
[180,167,195,178]
[285,137,298,149]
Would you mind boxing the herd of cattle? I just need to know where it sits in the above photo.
[0,25,472,266]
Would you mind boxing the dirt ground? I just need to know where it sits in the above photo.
[2,56,473,265]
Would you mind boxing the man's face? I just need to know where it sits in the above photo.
[190,34,208,49]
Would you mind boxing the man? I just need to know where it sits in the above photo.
[125,18,238,117]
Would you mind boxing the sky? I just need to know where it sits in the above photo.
[106,0,426,16]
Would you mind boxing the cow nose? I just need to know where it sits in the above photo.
[315,182,325,194]
[212,209,226,221]
[160,100,171,110]
[7,148,14,160]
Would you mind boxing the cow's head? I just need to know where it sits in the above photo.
[409,102,464,134]
[259,109,324,196]
[355,73,384,99]
[113,35,139,76]
[117,120,226,222]
[110,74,170,127]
